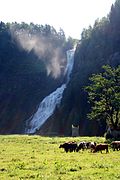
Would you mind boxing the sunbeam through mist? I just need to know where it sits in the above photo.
[10,26,66,78]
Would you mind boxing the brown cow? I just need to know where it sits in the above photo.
[93,144,109,153]
[111,141,120,151]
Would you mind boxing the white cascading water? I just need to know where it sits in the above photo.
[25,49,74,133]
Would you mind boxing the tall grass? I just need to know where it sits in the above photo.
[0,135,119,179]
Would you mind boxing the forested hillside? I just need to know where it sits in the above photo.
[0,22,74,134]
[38,0,120,136]
[0,0,120,136]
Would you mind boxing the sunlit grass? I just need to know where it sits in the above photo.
[0,135,119,179]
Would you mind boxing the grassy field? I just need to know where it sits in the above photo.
[0,135,120,180]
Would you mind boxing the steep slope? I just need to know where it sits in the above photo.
[38,0,120,136]
[27,49,74,135]
[60,0,120,136]
[0,22,71,134]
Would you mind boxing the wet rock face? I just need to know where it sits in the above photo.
[26,50,75,134]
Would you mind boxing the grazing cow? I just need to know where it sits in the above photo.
[76,142,86,152]
[111,141,120,151]
[59,142,77,153]
[93,144,109,153]
[85,142,96,152]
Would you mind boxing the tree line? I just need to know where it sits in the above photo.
[58,0,120,137]
[0,21,76,134]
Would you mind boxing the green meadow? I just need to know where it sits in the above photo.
[0,135,120,180]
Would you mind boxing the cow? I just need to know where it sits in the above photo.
[85,141,96,152]
[59,142,78,153]
[76,141,86,152]
[93,144,109,153]
[111,141,120,151]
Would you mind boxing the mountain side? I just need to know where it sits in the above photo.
[0,22,74,134]
[37,0,120,136]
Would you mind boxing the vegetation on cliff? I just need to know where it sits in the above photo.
[1,0,120,136]
[50,0,120,136]
[0,22,75,134]
[85,65,120,130]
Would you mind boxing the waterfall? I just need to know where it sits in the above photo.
[25,49,75,134]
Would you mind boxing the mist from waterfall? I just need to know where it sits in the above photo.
[25,49,74,134]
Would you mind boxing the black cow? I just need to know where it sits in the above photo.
[59,142,77,152]
[76,142,86,152]
[85,142,96,152]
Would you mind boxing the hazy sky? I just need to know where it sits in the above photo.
[0,0,116,39]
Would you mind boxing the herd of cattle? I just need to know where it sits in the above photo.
[59,140,120,153]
